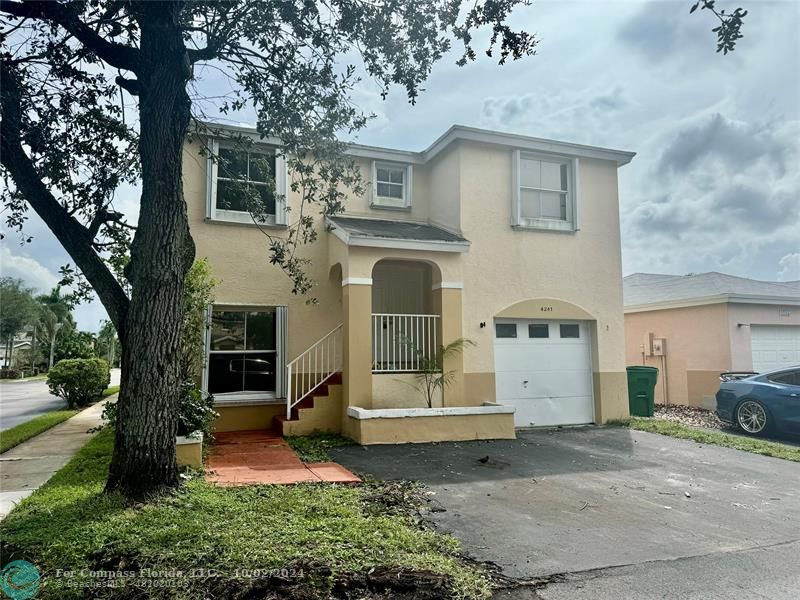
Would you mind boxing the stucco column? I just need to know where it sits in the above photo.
[432,285,465,407]
[343,281,373,409]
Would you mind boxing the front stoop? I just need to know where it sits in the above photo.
[273,372,343,437]
[206,430,359,486]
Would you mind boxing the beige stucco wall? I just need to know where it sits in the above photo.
[214,404,285,432]
[427,144,461,233]
[186,134,629,431]
[624,303,732,406]
[455,143,628,418]
[281,384,343,436]
[183,140,343,359]
[371,373,442,409]
[347,412,516,444]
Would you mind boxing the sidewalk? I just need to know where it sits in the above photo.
[0,399,109,520]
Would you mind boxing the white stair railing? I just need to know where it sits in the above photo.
[286,324,343,419]
[372,313,439,373]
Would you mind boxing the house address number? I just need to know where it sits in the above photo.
[540,306,553,312]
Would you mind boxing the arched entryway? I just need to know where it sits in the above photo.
[371,259,440,372]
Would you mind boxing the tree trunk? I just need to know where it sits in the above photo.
[105,1,195,497]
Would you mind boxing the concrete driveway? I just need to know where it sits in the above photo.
[0,368,120,430]
[332,427,800,599]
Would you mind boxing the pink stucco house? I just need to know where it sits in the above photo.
[624,272,800,408]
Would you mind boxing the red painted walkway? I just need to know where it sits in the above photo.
[206,430,360,485]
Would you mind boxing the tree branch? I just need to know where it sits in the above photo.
[0,0,140,72]
[1,62,130,335]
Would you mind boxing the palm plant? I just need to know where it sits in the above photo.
[408,337,475,409]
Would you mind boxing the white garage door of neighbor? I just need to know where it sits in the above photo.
[751,325,800,373]
[494,319,594,427]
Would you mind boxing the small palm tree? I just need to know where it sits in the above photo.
[409,337,475,408]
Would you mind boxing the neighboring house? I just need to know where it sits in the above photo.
[0,336,32,369]
[624,273,800,408]
[185,123,635,444]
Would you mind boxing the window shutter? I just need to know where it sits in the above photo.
[275,153,288,225]
[276,306,288,397]
[511,150,521,226]
[572,158,580,231]
[200,304,212,393]
[405,165,413,207]
[206,139,219,219]
[371,160,378,205]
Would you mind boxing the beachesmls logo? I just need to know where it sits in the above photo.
[1,560,41,599]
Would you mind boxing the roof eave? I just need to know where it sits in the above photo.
[624,293,800,313]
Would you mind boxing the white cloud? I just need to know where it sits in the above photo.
[777,253,800,282]
[0,246,59,292]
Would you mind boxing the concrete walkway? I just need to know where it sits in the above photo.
[0,399,109,520]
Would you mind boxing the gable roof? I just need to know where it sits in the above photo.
[624,272,800,311]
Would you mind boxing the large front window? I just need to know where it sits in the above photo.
[206,140,287,225]
[208,309,277,395]
[513,151,577,231]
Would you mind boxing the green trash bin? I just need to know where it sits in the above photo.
[626,366,659,417]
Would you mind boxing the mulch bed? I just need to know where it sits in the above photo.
[654,403,727,430]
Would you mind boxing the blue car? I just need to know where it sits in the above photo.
[716,366,800,436]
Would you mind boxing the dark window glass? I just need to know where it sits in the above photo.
[560,324,580,338]
[216,149,276,215]
[248,153,276,183]
[529,324,549,338]
[768,370,800,386]
[208,352,275,394]
[216,180,249,212]
[211,312,245,351]
[218,148,248,179]
[209,310,277,394]
[253,184,276,215]
[246,310,276,350]
[495,323,517,338]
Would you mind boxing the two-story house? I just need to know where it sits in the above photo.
[183,124,635,444]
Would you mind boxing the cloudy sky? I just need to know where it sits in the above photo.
[2,0,798,331]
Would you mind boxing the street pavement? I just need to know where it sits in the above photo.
[333,426,800,600]
[0,368,120,430]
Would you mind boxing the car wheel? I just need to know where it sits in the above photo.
[735,400,770,435]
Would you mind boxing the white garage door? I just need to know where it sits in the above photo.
[751,325,800,373]
[494,319,594,427]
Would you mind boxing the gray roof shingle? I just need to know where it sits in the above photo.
[623,272,800,307]
[328,216,468,243]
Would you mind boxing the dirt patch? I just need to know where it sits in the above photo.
[361,479,432,517]
[83,561,455,600]
[654,403,727,430]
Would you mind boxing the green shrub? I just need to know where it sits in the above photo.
[47,358,110,409]
[177,380,218,437]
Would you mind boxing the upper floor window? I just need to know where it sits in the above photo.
[206,140,287,225]
[513,151,578,232]
[371,161,412,209]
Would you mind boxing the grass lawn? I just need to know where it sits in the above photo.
[285,432,355,462]
[0,428,489,599]
[0,410,78,454]
[102,385,120,397]
[614,417,800,462]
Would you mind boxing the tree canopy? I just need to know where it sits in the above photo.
[0,1,747,495]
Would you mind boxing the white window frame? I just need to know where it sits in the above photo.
[202,305,288,404]
[371,160,413,209]
[512,150,579,232]
[206,139,288,226]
